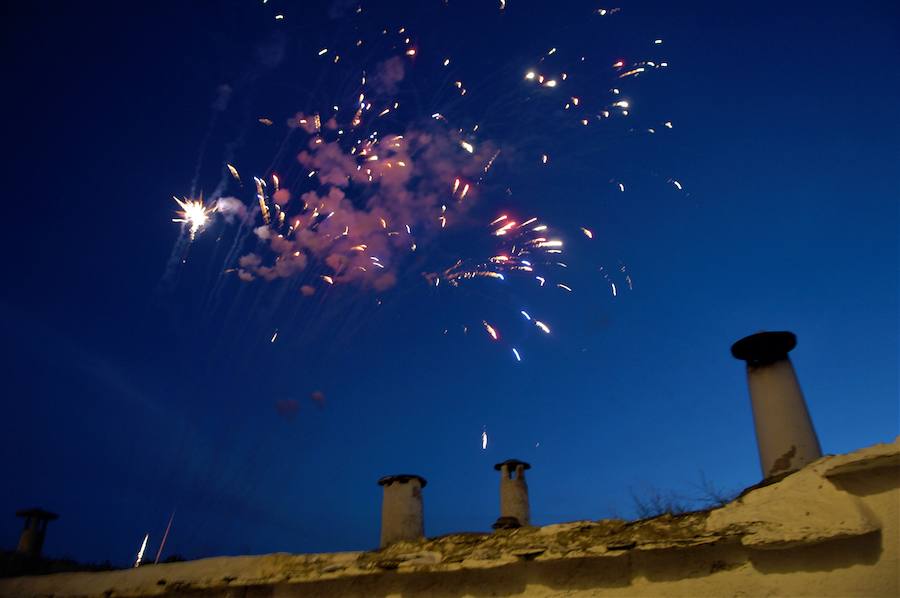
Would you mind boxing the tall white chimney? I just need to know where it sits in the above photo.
[492,460,531,529]
[377,474,426,547]
[731,331,822,478]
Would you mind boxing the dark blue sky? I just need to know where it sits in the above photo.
[1,0,897,565]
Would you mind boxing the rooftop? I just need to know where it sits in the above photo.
[3,437,896,597]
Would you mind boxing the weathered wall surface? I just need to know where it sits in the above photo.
[2,439,897,597]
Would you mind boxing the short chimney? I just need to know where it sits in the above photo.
[377,474,426,547]
[492,459,531,529]
[731,331,822,478]
[16,508,58,558]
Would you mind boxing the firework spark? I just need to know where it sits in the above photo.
[172,197,212,240]
[133,534,149,568]
[226,163,241,184]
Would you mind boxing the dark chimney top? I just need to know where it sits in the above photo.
[378,474,428,487]
[494,459,531,471]
[731,331,797,366]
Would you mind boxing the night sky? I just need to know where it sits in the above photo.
[1,0,897,565]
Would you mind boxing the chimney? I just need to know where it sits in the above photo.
[377,474,426,547]
[731,331,822,478]
[16,508,58,558]
[492,459,531,529]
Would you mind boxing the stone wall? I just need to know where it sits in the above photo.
[2,438,897,597]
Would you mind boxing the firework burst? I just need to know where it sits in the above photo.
[172,196,213,240]
[167,1,679,360]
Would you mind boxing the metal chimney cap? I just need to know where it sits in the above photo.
[378,474,427,488]
[494,459,531,471]
[16,508,58,521]
[731,331,797,365]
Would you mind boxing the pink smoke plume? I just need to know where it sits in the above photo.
[371,56,406,95]
[236,111,498,289]
[215,196,248,222]
[275,399,300,420]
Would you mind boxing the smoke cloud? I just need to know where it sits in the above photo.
[371,57,406,95]
[237,119,497,291]
[215,196,248,223]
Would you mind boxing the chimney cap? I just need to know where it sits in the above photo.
[378,474,427,488]
[494,459,531,471]
[16,508,58,521]
[731,331,796,365]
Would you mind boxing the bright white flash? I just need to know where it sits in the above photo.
[173,197,212,240]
